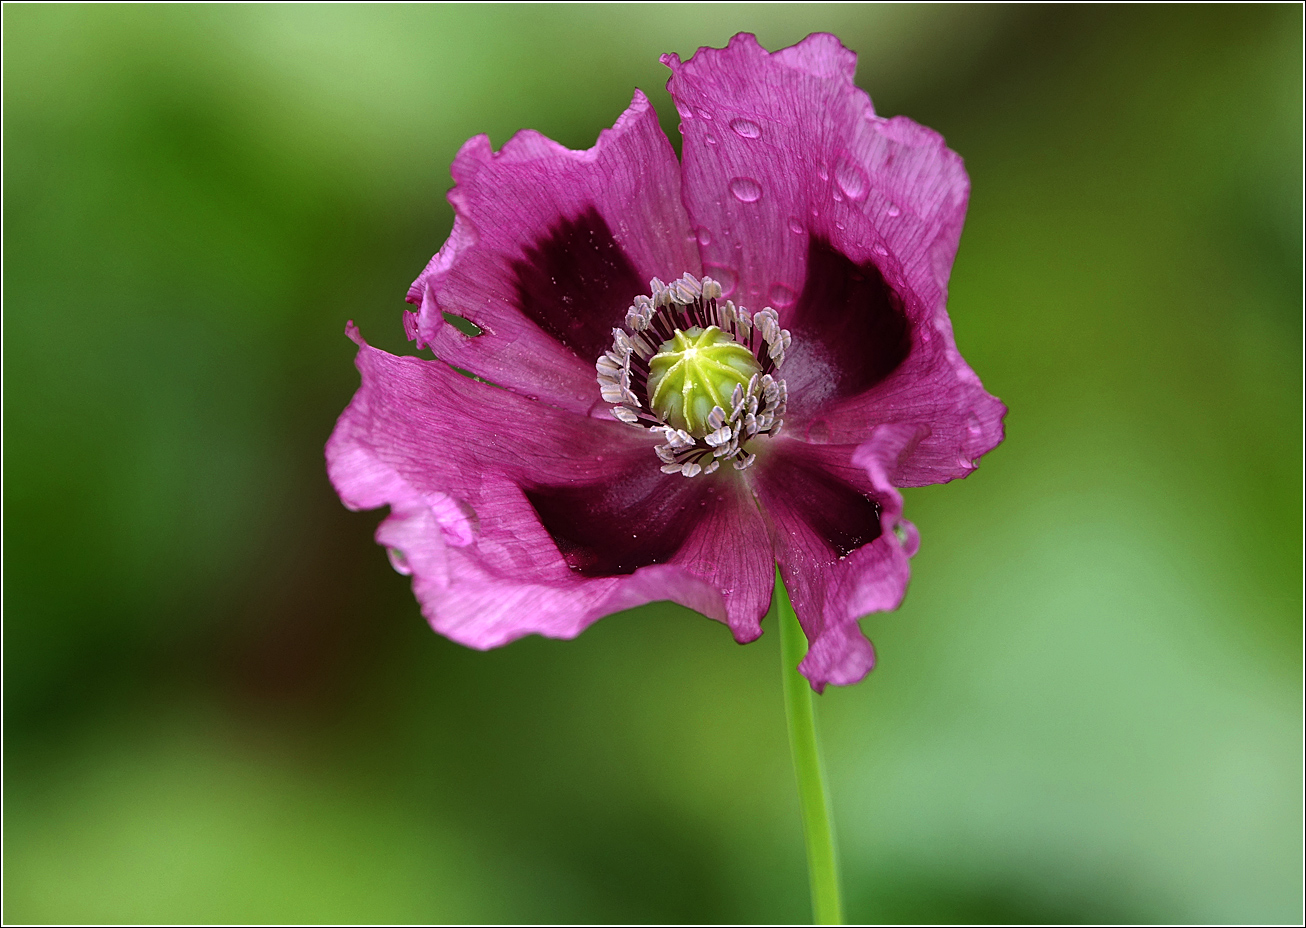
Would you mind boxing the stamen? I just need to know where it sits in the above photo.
[596,274,791,477]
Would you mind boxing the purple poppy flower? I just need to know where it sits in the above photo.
[326,32,1005,691]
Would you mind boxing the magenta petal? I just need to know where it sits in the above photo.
[326,325,770,648]
[668,32,1004,485]
[752,425,923,691]
[524,469,774,642]
[666,33,965,321]
[407,90,700,413]
[801,339,1007,487]
[668,475,775,643]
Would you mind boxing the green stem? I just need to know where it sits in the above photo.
[777,569,844,925]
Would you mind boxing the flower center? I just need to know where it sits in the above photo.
[647,326,760,435]
[596,274,790,477]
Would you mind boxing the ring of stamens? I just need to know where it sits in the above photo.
[596,273,791,477]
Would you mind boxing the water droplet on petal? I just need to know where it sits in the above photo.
[967,413,983,438]
[704,264,737,296]
[887,203,901,217]
[873,244,888,256]
[835,221,845,231]
[386,547,412,576]
[705,135,717,145]
[768,284,797,308]
[697,227,712,246]
[695,107,713,120]
[729,177,762,203]
[788,217,804,235]
[834,154,868,201]
[676,104,693,119]
[898,520,921,557]
[832,190,844,203]
[729,118,762,139]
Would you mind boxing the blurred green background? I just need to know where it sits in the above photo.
[4,4,1301,924]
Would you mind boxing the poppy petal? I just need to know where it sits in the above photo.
[751,425,922,690]
[327,325,771,648]
[407,90,700,412]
